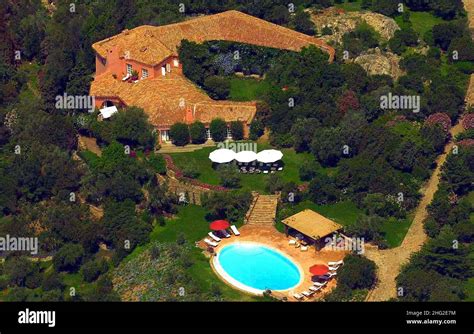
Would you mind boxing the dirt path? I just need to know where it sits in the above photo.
[364,1,474,301]
[365,121,465,301]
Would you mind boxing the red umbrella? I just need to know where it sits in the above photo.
[209,220,230,231]
[309,264,329,276]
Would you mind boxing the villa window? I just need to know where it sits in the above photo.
[173,59,179,67]
[161,130,170,142]
[166,63,171,73]
[142,68,148,79]
[126,63,132,75]
[206,128,211,140]
[226,127,232,139]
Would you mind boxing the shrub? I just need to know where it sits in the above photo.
[169,122,190,146]
[210,118,227,142]
[338,254,376,290]
[82,259,109,283]
[148,153,166,174]
[189,121,207,144]
[182,164,200,179]
[204,76,230,99]
[299,159,320,181]
[53,244,85,273]
[249,119,264,140]
[230,121,244,140]
[217,164,241,188]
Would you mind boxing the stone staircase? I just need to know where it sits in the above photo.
[245,193,279,226]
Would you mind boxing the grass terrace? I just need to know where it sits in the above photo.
[228,77,271,101]
[169,142,335,193]
[334,0,363,12]
[395,10,445,37]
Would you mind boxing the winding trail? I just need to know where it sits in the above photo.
[364,1,474,301]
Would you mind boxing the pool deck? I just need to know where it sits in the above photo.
[199,224,347,301]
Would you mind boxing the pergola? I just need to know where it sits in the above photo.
[281,209,342,251]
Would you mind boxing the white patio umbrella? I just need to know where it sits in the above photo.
[208,148,236,163]
[256,149,283,163]
[235,151,258,163]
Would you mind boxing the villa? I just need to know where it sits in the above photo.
[90,10,335,143]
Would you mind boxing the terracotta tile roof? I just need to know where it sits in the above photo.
[90,73,256,127]
[92,10,335,64]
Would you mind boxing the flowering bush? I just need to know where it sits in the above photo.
[462,113,474,130]
[425,113,451,133]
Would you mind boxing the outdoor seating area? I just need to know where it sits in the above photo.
[204,220,240,249]
[292,260,344,301]
[209,148,284,173]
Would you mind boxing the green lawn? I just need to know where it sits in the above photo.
[228,77,271,101]
[395,10,445,37]
[170,143,324,193]
[381,215,413,248]
[334,0,363,12]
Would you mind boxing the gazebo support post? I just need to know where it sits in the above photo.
[284,225,289,237]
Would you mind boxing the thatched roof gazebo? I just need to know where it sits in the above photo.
[281,209,342,251]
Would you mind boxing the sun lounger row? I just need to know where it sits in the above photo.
[205,225,240,248]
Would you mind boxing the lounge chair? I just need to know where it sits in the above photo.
[328,265,339,271]
[277,167,283,171]
[295,242,301,248]
[314,281,327,287]
[302,290,314,297]
[300,246,308,252]
[230,225,240,236]
[222,230,231,238]
[289,239,296,245]
[204,238,218,247]
[263,170,269,174]
[309,286,321,292]
[293,293,304,300]
[328,260,344,267]
[208,232,221,242]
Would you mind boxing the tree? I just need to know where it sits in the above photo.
[53,244,85,273]
[82,259,109,283]
[210,118,227,142]
[432,22,464,50]
[249,119,264,140]
[204,76,230,99]
[169,122,190,146]
[230,121,244,140]
[268,5,290,25]
[102,199,151,251]
[431,0,463,19]
[371,0,399,16]
[338,255,376,290]
[292,9,315,35]
[189,121,207,144]
[345,215,385,244]
[4,256,36,287]
[311,127,343,166]
[109,107,155,149]
[308,173,339,204]
[290,118,319,152]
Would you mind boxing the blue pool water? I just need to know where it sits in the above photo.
[217,243,301,291]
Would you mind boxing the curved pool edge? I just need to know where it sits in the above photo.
[211,241,304,296]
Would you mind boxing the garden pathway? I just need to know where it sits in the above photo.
[364,1,474,300]
[245,194,279,226]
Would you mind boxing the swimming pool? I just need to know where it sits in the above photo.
[213,243,302,294]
